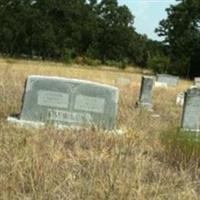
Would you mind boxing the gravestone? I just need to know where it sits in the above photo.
[176,92,184,106]
[8,75,119,130]
[137,76,154,109]
[194,77,200,87]
[181,88,200,132]
[157,74,179,86]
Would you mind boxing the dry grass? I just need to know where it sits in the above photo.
[0,57,199,200]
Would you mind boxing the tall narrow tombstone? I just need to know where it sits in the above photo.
[8,75,119,130]
[137,76,154,109]
[157,74,179,86]
[181,88,200,132]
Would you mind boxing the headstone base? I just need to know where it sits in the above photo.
[7,116,125,135]
[135,101,153,111]
[8,116,51,129]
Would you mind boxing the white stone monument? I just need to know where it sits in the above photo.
[176,92,184,106]
[194,77,200,87]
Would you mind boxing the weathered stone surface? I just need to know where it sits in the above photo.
[181,88,200,131]
[176,92,184,106]
[137,76,154,109]
[154,81,168,88]
[194,77,200,87]
[12,75,119,130]
[157,74,179,86]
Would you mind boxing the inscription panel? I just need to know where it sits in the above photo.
[38,90,69,108]
[74,95,105,113]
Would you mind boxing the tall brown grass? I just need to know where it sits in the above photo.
[0,58,199,200]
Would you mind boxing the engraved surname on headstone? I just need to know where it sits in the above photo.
[48,109,92,123]
[137,76,154,109]
[181,88,200,131]
[12,75,118,130]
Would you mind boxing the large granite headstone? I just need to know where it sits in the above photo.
[157,74,179,86]
[181,88,200,132]
[8,75,119,130]
[137,76,154,109]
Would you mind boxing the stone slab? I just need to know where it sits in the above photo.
[176,92,184,106]
[9,75,119,130]
[137,76,154,109]
[194,77,200,87]
[157,74,179,86]
[181,88,200,132]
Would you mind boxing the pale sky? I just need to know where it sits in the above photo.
[118,0,177,41]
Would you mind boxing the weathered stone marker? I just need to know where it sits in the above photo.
[157,74,179,86]
[136,76,154,109]
[181,88,200,132]
[194,77,200,87]
[8,75,119,130]
[176,92,184,106]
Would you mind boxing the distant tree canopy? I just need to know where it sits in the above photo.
[0,0,163,68]
[156,0,200,78]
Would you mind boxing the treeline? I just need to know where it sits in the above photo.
[156,0,200,78]
[0,0,164,68]
[1,0,198,78]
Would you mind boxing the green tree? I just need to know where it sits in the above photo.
[156,0,200,77]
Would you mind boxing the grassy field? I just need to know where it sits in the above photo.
[1,58,199,200]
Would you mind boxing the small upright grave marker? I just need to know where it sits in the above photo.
[176,92,184,106]
[8,75,119,130]
[136,76,154,109]
[181,87,200,132]
[194,77,200,87]
[157,74,179,86]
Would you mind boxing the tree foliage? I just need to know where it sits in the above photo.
[156,0,200,78]
[0,0,163,68]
